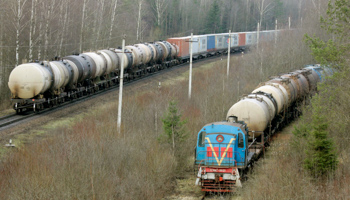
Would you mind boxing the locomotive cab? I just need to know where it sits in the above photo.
[195,119,249,192]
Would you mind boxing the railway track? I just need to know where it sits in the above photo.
[0,53,239,132]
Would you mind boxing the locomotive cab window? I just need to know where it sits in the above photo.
[238,132,244,148]
[198,131,206,147]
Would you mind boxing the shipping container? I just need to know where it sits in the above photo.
[167,37,190,59]
[230,33,239,47]
[207,35,216,52]
[238,33,246,47]
[245,32,257,46]
[197,35,207,55]
[215,34,225,50]
[191,36,200,57]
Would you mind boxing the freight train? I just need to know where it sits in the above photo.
[194,64,334,192]
[8,30,280,113]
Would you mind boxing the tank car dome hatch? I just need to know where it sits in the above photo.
[8,63,53,99]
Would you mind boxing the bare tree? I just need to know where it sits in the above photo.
[136,0,144,41]
[108,0,118,46]
[58,0,69,57]
[80,0,88,53]
[12,0,28,66]
[28,0,36,61]
[254,0,275,29]
[149,0,168,27]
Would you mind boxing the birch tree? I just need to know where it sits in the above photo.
[80,0,88,53]
[136,0,144,41]
[254,0,275,29]
[12,0,28,66]
[108,0,118,46]
[149,0,168,27]
[94,0,105,49]
[28,0,36,61]
[58,0,69,57]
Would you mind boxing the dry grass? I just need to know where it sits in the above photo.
[0,29,333,199]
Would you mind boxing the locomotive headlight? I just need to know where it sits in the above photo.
[216,135,224,143]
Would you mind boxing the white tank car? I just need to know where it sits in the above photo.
[252,84,286,113]
[226,95,274,137]
[135,44,152,64]
[8,63,53,99]
[49,61,71,91]
[125,45,143,66]
[144,43,156,62]
[82,52,107,77]
[98,50,119,74]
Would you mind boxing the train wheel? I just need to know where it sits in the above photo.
[16,108,22,114]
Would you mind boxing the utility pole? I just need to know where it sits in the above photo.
[117,36,126,135]
[188,32,193,99]
[227,30,231,78]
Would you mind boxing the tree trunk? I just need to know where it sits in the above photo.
[58,0,68,57]
[44,0,53,60]
[37,14,43,60]
[15,0,22,66]
[136,0,142,41]
[29,0,36,62]
[80,0,88,53]
[96,0,105,48]
[108,0,118,46]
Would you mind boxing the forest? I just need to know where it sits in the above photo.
[0,0,327,107]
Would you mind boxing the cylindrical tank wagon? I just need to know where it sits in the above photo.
[9,30,305,114]
[226,65,328,139]
[8,39,180,113]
